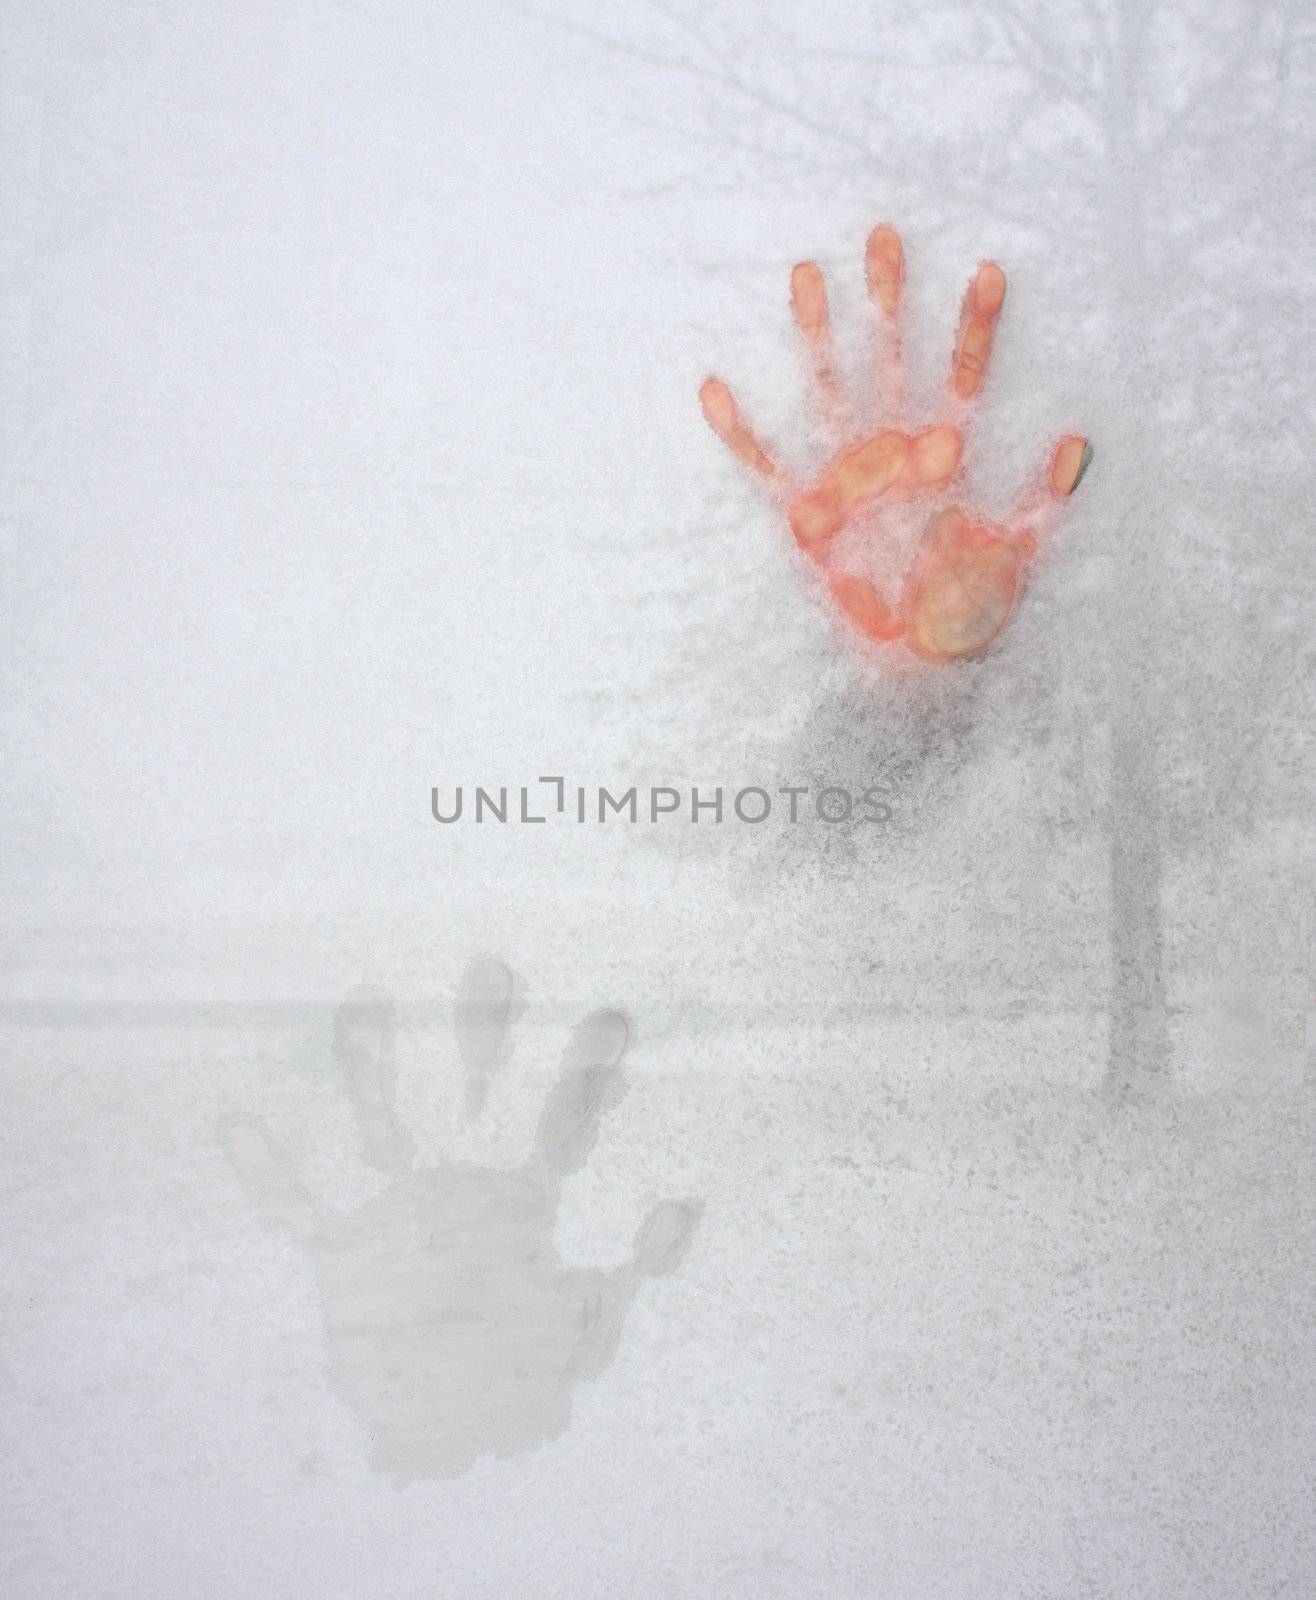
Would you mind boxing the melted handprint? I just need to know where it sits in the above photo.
[221,958,701,1480]
[700,224,1091,662]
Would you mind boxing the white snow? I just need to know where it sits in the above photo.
[1,1,1311,1596]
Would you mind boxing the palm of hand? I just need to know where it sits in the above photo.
[700,224,1090,662]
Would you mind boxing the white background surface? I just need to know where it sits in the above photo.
[1,1,1312,1595]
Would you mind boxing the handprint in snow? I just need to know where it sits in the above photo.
[221,957,701,1480]
[701,223,1091,662]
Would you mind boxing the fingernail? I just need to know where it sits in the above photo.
[1052,436,1093,497]
[1072,439,1093,492]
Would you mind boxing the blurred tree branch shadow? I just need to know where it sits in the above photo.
[528,0,1314,1093]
